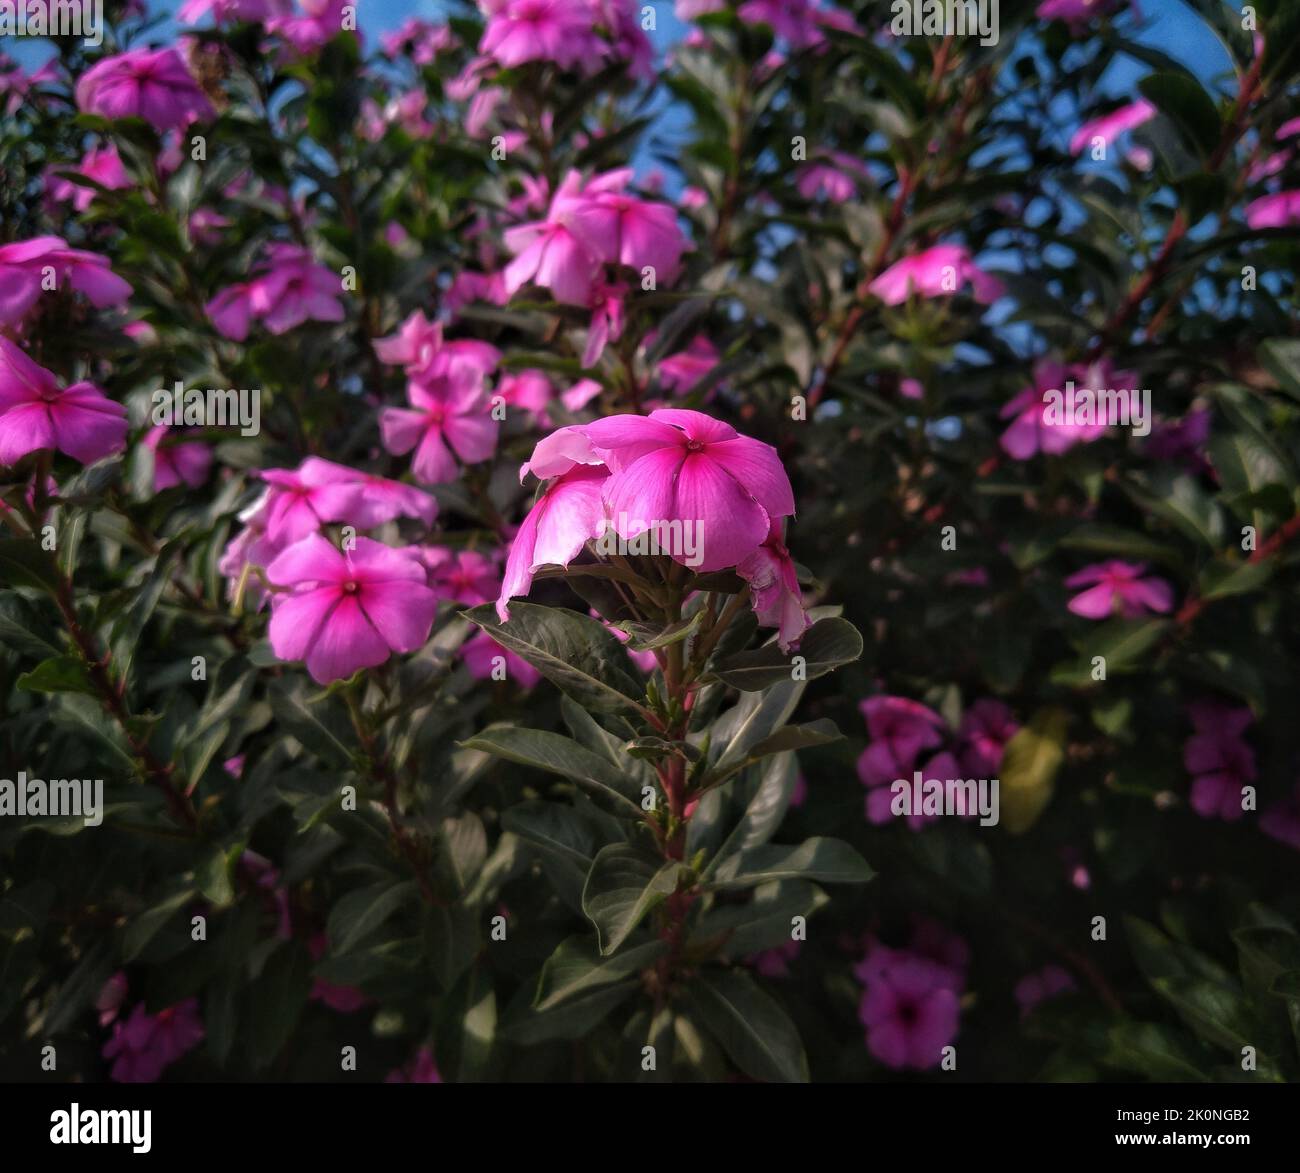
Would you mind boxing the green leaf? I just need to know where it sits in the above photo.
[501,800,606,867]
[710,617,862,691]
[267,681,356,768]
[327,880,418,954]
[17,654,98,697]
[502,978,639,1044]
[111,542,181,685]
[248,942,312,1069]
[0,593,59,659]
[709,680,805,772]
[707,837,873,889]
[533,936,667,1012]
[582,844,687,955]
[122,887,194,962]
[742,718,843,760]
[463,602,647,716]
[686,969,809,1083]
[1052,619,1170,686]
[999,706,1069,834]
[693,880,830,956]
[0,538,63,595]
[1198,559,1273,600]
[698,752,800,867]
[1259,338,1300,402]
[463,726,643,813]
[1137,72,1221,158]
[614,612,702,651]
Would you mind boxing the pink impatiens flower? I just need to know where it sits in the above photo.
[737,519,809,651]
[75,47,214,131]
[856,696,947,788]
[103,998,205,1082]
[868,244,1004,305]
[142,425,212,490]
[0,236,133,327]
[584,408,795,572]
[1068,100,1156,156]
[1184,700,1256,821]
[855,943,962,1070]
[0,339,127,467]
[380,372,499,485]
[266,534,437,683]
[1245,190,1300,230]
[1065,560,1174,619]
[248,244,346,334]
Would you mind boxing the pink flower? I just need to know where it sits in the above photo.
[659,336,719,395]
[179,0,289,23]
[1261,783,1300,851]
[999,359,1124,459]
[855,948,961,1070]
[103,999,205,1082]
[868,244,1003,305]
[751,939,801,978]
[1065,560,1174,619]
[504,186,604,305]
[385,1046,442,1083]
[260,460,363,543]
[795,153,869,202]
[737,519,809,652]
[0,339,127,466]
[958,698,1019,777]
[95,972,129,1028]
[565,170,689,282]
[46,144,131,211]
[496,369,554,419]
[1036,0,1122,31]
[1184,701,1256,821]
[425,548,500,605]
[584,408,795,572]
[0,236,133,327]
[1245,189,1300,229]
[463,628,542,687]
[380,373,499,485]
[1014,965,1076,1019]
[266,534,436,683]
[205,283,254,340]
[856,696,946,788]
[1068,100,1156,155]
[143,425,212,490]
[75,48,213,131]
[267,0,361,59]
[248,244,346,334]
[480,0,601,70]
[307,933,369,1011]
[497,464,609,620]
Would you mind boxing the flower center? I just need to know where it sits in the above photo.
[342,580,360,595]
[685,439,705,453]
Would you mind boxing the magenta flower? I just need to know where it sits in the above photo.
[0,236,133,327]
[868,244,1004,305]
[1036,0,1122,30]
[0,339,127,467]
[1065,560,1174,619]
[266,534,436,683]
[497,464,609,620]
[497,369,554,419]
[585,408,795,572]
[795,153,870,202]
[248,244,346,334]
[565,169,689,282]
[659,335,719,395]
[998,358,1127,459]
[76,48,213,131]
[179,0,289,23]
[380,373,499,485]
[1184,701,1256,821]
[737,519,809,652]
[205,283,254,340]
[1245,189,1300,230]
[856,949,961,1070]
[424,548,500,606]
[46,144,131,211]
[463,628,542,688]
[856,696,946,788]
[385,1046,443,1083]
[958,698,1019,777]
[142,425,212,490]
[260,460,364,543]
[103,998,205,1082]
[373,313,499,384]
[1068,100,1156,155]
[504,188,603,305]
[267,0,361,60]
[480,0,601,70]
[95,972,129,1028]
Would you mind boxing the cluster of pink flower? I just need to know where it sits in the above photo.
[478,0,652,78]
[0,236,132,330]
[97,975,205,1083]
[853,922,968,1070]
[499,407,809,649]
[857,696,1019,828]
